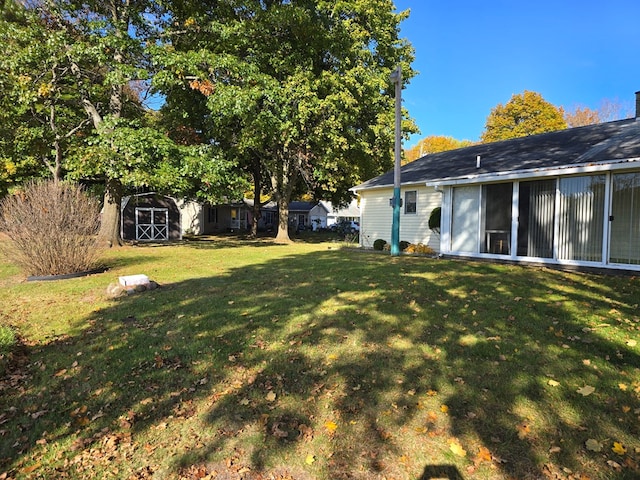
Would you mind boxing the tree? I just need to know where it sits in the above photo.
[155,0,416,243]
[0,2,90,193]
[481,90,567,143]
[1,0,244,245]
[564,98,633,127]
[404,135,473,163]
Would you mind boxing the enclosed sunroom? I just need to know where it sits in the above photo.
[435,169,640,269]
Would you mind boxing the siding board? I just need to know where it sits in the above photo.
[359,186,441,251]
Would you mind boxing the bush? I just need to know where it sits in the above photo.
[405,243,436,255]
[399,240,410,251]
[373,239,387,251]
[428,207,441,234]
[0,180,102,276]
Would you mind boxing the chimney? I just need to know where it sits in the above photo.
[636,91,640,119]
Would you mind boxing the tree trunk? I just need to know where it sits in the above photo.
[274,195,291,243]
[97,178,123,247]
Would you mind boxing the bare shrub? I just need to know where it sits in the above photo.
[0,180,102,276]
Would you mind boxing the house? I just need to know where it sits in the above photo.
[286,201,316,231]
[121,193,182,241]
[123,196,319,239]
[178,199,246,235]
[309,200,361,230]
[352,91,640,272]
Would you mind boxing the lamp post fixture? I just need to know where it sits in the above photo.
[389,65,402,256]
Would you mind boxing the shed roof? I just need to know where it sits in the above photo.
[353,118,640,191]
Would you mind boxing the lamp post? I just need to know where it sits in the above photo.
[390,65,402,256]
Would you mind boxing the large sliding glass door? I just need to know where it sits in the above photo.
[517,180,555,258]
[610,173,640,265]
[451,185,479,253]
[481,183,513,255]
[450,183,512,255]
[557,175,606,262]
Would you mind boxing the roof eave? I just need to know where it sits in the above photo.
[426,157,640,187]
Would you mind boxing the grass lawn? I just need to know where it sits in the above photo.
[0,237,638,479]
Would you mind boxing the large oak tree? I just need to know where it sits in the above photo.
[1,0,245,245]
[481,90,567,143]
[155,0,416,242]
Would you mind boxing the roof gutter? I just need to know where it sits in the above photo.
[426,157,640,188]
[351,179,431,193]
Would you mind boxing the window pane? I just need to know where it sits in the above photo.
[152,209,167,225]
[405,191,417,214]
[610,173,640,264]
[137,209,151,225]
[481,183,512,255]
[557,175,605,262]
[517,180,555,258]
[451,186,479,253]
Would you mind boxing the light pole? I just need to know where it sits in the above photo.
[390,65,402,256]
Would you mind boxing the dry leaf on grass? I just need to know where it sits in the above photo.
[612,442,627,455]
[585,439,602,452]
[577,385,595,396]
[449,439,467,457]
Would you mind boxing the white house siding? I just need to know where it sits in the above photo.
[309,204,328,230]
[177,200,204,235]
[358,185,441,251]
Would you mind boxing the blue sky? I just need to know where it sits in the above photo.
[394,0,640,147]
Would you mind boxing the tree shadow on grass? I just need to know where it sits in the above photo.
[1,248,639,479]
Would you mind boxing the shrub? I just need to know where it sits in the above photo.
[0,180,102,276]
[428,207,441,234]
[399,240,410,251]
[405,243,436,255]
[373,239,387,251]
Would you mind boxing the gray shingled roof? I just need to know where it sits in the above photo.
[353,118,640,190]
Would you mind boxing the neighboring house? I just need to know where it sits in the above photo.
[353,91,640,272]
[121,193,182,241]
[123,196,357,239]
[309,200,361,230]
[287,201,316,230]
[178,199,252,235]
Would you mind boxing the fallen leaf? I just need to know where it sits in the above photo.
[517,423,531,439]
[549,446,561,454]
[627,339,637,347]
[239,398,250,406]
[548,379,560,387]
[324,420,338,433]
[618,383,628,391]
[305,454,315,465]
[607,460,622,471]
[476,446,492,463]
[449,439,467,457]
[440,404,449,413]
[20,463,41,474]
[265,391,276,402]
[577,385,595,396]
[585,439,602,452]
[612,442,627,455]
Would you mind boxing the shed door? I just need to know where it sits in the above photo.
[136,207,169,240]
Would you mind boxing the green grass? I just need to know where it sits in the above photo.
[0,237,638,479]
